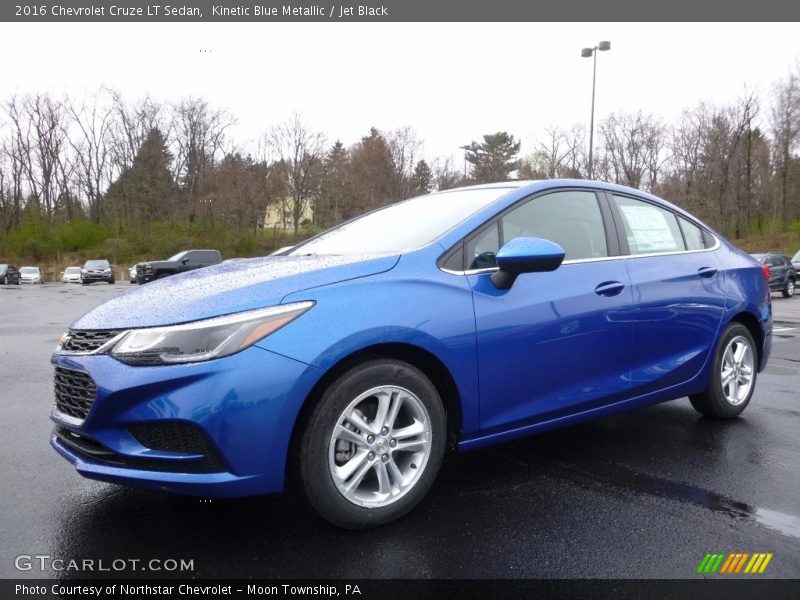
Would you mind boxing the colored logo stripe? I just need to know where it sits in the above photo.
[697,552,773,574]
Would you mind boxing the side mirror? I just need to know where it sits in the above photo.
[181,258,189,265]
[491,237,565,290]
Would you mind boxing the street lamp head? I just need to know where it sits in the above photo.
[581,48,594,58]
[598,41,611,51]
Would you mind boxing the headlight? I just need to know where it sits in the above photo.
[111,301,314,365]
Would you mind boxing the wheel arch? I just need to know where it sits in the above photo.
[727,310,764,368]
[286,342,463,488]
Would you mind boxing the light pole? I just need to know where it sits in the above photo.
[581,40,611,180]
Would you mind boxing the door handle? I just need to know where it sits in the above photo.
[697,266,718,278]
[594,281,625,297]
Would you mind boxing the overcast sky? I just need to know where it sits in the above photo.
[2,22,799,163]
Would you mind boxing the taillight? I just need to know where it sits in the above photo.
[761,264,770,281]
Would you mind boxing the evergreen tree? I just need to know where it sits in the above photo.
[317,141,352,227]
[411,160,433,196]
[461,132,521,183]
[105,128,174,229]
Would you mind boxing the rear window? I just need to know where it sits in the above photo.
[677,216,707,251]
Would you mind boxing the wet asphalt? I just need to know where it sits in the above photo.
[1,282,798,579]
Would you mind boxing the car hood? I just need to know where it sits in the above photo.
[72,254,400,329]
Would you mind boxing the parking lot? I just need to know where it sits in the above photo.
[1,282,799,579]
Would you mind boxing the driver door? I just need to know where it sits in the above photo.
[468,189,633,433]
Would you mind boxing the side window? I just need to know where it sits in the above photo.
[613,195,686,255]
[465,190,609,269]
[466,223,500,269]
[677,216,707,251]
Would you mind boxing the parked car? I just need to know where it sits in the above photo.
[81,259,115,285]
[129,265,137,284]
[749,252,795,298]
[20,266,43,284]
[0,264,21,285]
[61,267,82,284]
[135,249,221,284]
[50,180,771,529]
[792,249,800,273]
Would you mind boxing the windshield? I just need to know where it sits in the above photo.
[84,260,109,269]
[168,251,188,262]
[793,250,800,262]
[20,267,38,274]
[65,267,81,274]
[289,187,515,256]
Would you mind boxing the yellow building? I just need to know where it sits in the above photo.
[263,199,314,229]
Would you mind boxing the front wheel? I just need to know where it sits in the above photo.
[690,323,757,419]
[783,278,795,298]
[298,359,446,529]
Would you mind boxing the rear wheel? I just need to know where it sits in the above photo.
[783,278,795,298]
[690,322,757,419]
[298,359,446,529]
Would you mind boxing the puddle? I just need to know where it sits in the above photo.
[549,459,800,540]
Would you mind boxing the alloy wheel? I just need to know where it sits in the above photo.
[720,335,755,405]
[328,385,432,508]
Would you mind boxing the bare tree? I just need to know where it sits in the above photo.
[267,115,326,233]
[769,67,800,227]
[386,126,423,199]
[599,111,665,191]
[66,89,114,222]
[5,94,70,221]
[171,98,232,201]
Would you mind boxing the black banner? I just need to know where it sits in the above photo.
[2,0,800,22]
[3,579,800,600]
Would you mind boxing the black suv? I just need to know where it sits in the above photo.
[0,264,21,285]
[81,259,115,285]
[750,252,796,298]
[135,249,222,284]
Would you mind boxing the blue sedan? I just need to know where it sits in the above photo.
[50,180,772,528]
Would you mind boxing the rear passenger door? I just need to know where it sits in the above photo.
[608,193,727,397]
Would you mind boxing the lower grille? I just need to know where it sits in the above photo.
[128,422,226,472]
[54,426,226,474]
[54,366,97,420]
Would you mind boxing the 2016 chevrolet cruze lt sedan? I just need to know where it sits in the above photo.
[51,180,772,528]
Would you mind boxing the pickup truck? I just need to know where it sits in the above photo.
[135,249,222,284]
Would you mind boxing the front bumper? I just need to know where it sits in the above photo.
[50,344,324,497]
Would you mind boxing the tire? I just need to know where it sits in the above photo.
[783,278,795,298]
[108,278,115,285]
[298,359,446,529]
[690,322,757,419]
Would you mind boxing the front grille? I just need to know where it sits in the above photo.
[62,329,120,353]
[54,366,97,420]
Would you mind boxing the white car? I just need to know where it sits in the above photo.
[20,266,44,284]
[129,265,138,283]
[62,266,82,283]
